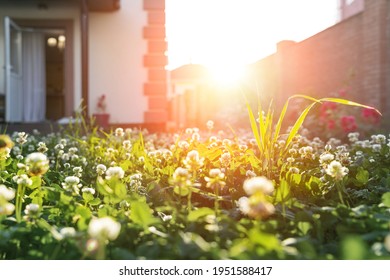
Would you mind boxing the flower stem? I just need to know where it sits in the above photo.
[15,184,26,223]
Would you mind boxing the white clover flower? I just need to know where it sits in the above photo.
[0,184,15,201]
[54,144,64,150]
[325,160,349,181]
[114,127,124,137]
[73,166,83,177]
[222,139,232,146]
[289,167,300,174]
[122,140,132,150]
[88,217,121,241]
[37,142,48,153]
[237,196,275,219]
[206,120,214,130]
[68,147,78,155]
[16,132,28,145]
[59,227,77,238]
[243,176,274,196]
[319,152,335,164]
[96,164,107,175]
[204,168,225,189]
[62,176,82,194]
[105,166,125,180]
[372,134,386,144]
[24,203,40,217]
[245,170,257,178]
[25,152,49,176]
[0,203,15,216]
[12,174,33,187]
[191,132,200,142]
[82,187,96,195]
[178,140,189,150]
[219,152,231,167]
[372,144,382,152]
[183,150,204,171]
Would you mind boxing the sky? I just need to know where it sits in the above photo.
[165,0,339,70]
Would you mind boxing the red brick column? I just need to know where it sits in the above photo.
[143,0,168,125]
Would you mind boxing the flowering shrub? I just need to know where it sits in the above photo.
[0,113,389,260]
[302,90,382,140]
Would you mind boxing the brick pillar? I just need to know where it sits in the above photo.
[143,0,168,126]
[361,0,388,111]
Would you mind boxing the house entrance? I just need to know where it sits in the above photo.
[4,17,73,122]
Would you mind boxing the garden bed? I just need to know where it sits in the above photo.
[0,120,390,260]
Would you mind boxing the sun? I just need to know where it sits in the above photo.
[207,64,247,88]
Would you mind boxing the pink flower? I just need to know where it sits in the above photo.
[361,108,380,124]
[327,119,336,130]
[340,115,357,132]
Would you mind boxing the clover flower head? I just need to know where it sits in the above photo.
[115,127,124,137]
[206,120,214,130]
[0,203,15,215]
[0,185,15,201]
[88,217,121,241]
[96,164,107,175]
[82,187,96,195]
[105,166,125,180]
[219,152,231,167]
[237,196,275,219]
[243,176,274,196]
[319,152,335,165]
[24,203,40,217]
[25,152,49,176]
[372,144,381,152]
[12,174,33,187]
[204,168,225,189]
[62,176,82,195]
[60,227,77,239]
[183,150,204,171]
[73,166,83,177]
[16,132,28,145]
[246,170,256,178]
[122,140,132,150]
[325,160,348,181]
[37,142,48,153]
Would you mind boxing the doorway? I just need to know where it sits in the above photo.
[4,17,73,122]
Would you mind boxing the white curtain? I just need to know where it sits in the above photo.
[22,31,46,122]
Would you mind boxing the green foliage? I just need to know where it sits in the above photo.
[0,100,389,260]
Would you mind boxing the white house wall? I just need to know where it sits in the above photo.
[89,0,148,123]
[0,0,81,114]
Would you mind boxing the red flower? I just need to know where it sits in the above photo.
[340,115,357,132]
[320,102,337,118]
[327,119,336,130]
[361,108,380,124]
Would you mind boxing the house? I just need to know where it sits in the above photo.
[0,0,168,131]
[250,0,390,123]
